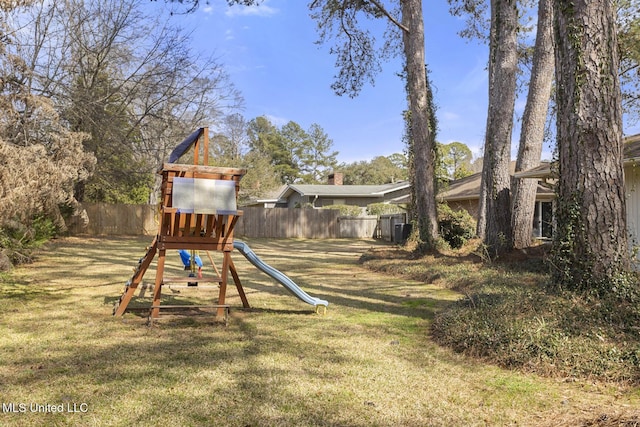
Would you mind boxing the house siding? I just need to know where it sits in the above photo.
[625,163,640,251]
[286,193,307,208]
[448,200,480,220]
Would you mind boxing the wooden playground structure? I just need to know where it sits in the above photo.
[112,128,249,321]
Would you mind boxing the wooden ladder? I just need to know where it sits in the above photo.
[112,237,158,316]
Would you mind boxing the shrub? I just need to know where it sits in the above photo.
[438,204,476,249]
[322,204,364,217]
[431,283,640,383]
[0,215,59,267]
[366,203,404,216]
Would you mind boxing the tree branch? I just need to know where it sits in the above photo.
[620,62,639,76]
[367,0,409,33]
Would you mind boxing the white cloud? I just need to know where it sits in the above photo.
[264,114,288,126]
[225,0,278,17]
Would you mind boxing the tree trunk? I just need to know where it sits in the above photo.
[476,183,486,240]
[480,0,518,254]
[401,0,439,248]
[552,0,629,290]
[511,0,554,249]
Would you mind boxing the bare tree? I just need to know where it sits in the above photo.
[511,0,554,249]
[212,113,249,162]
[310,0,439,248]
[401,0,440,247]
[7,0,242,202]
[478,0,519,254]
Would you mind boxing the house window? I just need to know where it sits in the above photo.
[333,199,346,205]
[533,201,553,239]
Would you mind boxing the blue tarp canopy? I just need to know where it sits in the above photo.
[167,128,204,164]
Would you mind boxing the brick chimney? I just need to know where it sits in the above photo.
[328,172,343,185]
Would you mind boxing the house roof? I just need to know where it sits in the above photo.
[437,169,555,202]
[513,133,640,179]
[279,181,411,200]
[437,173,483,202]
[624,134,640,159]
[442,133,640,203]
[390,161,555,205]
[513,163,554,179]
[252,185,288,204]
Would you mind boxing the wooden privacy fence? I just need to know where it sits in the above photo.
[379,213,408,242]
[235,207,338,238]
[70,204,382,239]
[71,203,157,236]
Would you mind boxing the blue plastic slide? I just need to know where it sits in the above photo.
[233,240,329,308]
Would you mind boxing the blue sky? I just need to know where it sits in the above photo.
[171,0,539,164]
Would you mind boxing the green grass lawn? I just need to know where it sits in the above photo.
[1,236,639,426]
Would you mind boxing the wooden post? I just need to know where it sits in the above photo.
[229,257,250,308]
[202,127,209,165]
[150,249,166,319]
[193,134,200,165]
[217,251,231,320]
